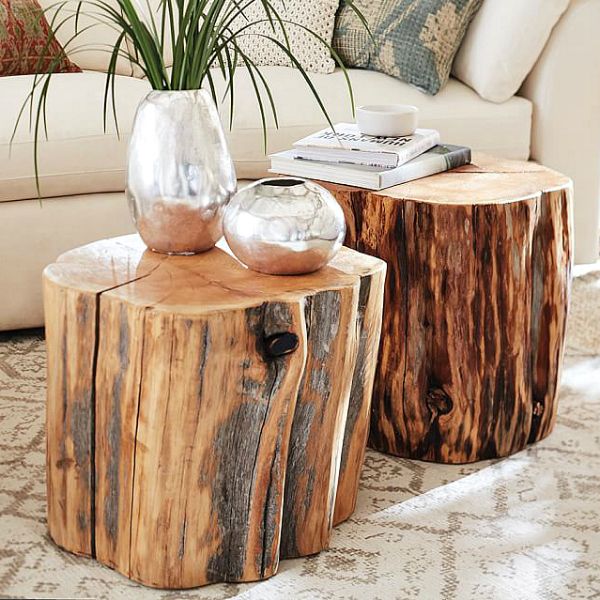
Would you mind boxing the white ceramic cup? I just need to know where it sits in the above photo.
[356,104,419,137]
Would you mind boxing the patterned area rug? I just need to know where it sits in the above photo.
[567,265,600,355]
[1,269,599,600]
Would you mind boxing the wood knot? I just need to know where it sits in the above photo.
[426,388,453,416]
[264,332,299,358]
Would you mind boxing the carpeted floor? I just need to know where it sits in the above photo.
[1,270,599,600]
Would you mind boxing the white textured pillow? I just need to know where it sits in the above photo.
[38,0,136,75]
[234,0,338,74]
[452,0,570,103]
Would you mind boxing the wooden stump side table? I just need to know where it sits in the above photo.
[43,235,385,589]
[324,155,573,464]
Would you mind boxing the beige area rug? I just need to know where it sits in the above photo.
[1,269,599,600]
[567,264,600,356]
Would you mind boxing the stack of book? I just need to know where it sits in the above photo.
[269,123,471,190]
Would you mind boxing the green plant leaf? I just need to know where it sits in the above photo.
[18,0,371,196]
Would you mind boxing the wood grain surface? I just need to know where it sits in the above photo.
[44,235,385,589]
[45,283,97,556]
[332,257,386,526]
[323,154,573,464]
[280,287,358,559]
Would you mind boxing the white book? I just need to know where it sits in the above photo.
[270,145,471,191]
[292,123,441,169]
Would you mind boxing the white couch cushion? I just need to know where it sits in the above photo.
[38,0,138,76]
[0,67,532,201]
[453,0,570,103]
[1,72,151,202]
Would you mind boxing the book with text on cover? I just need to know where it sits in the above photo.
[293,123,441,169]
[270,145,472,191]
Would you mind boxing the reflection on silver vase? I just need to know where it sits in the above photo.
[126,89,236,255]
[224,178,346,275]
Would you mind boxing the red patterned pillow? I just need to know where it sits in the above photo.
[0,0,81,75]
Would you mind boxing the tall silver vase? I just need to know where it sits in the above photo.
[126,89,237,255]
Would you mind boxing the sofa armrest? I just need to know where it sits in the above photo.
[520,0,600,263]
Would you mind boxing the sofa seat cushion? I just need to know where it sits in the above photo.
[1,71,151,202]
[0,67,533,202]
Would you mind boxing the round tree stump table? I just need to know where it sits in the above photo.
[43,234,385,589]
[322,154,573,464]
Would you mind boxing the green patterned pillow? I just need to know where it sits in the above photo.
[333,0,483,95]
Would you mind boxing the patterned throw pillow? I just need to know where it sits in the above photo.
[0,0,80,76]
[234,0,339,74]
[333,0,483,95]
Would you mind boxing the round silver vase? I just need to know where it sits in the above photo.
[126,89,237,255]
[224,178,346,275]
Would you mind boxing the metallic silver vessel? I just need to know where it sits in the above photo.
[126,89,236,255]
[224,178,346,275]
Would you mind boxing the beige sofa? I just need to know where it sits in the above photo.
[1,0,599,331]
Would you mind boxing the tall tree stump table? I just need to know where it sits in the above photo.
[43,234,385,589]
[322,155,573,463]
